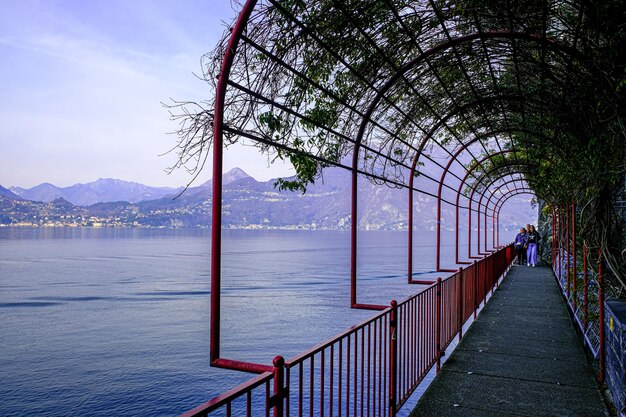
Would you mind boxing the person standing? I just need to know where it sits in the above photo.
[514,227,527,265]
[523,224,531,264]
[526,225,541,267]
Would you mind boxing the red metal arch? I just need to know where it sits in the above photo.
[466,164,536,255]
[350,33,584,308]
[434,148,527,272]
[482,181,534,252]
[492,189,535,248]
[481,179,533,250]
[209,0,271,373]
[207,0,580,372]
[470,168,536,257]
[454,175,533,269]
[454,160,535,263]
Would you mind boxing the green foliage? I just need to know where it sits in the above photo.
[169,0,626,294]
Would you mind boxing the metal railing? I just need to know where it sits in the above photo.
[552,203,606,382]
[181,244,515,417]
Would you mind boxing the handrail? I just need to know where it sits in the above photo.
[181,244,515,416]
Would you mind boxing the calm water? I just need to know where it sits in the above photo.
[0,228,515,416]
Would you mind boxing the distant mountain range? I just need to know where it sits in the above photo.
[9,179,183,206]
[0,168,536,230]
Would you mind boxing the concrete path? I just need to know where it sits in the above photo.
[409,266,609,417]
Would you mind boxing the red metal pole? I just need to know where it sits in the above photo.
[583,242,588,332]
[210,0,257,364]
[435,278,442,373]
[598,248,605,384]
[484,209,488,253]
[458,268,464,341]
[571,203,577,311]
[473,261,478,319]
[351,165,358,307]
[389,300,398,417]
[436,194,442,271]
[492,213,495,250]
[551,209,556,271]
[477,201,482,255]
[557,206,563,282]
[468,198,473,259]
[455,201,460,263]
[496,214,500,248]
[272,356,285,417]
[566,205,570,299]
[408,187,413,282]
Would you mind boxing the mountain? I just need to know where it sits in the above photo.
[192,167,252,190]
[10,178,184,206]
[10,183,62,202]
[1,167,537,230]
[0,185,21,200]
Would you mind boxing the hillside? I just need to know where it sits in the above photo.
[1,168,536,230]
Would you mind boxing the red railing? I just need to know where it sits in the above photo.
[551,205,605,383]
[182,244,515,417]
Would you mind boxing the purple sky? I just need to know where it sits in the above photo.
[0,0,294,188]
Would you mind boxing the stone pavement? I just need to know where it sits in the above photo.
[410,265,609,417]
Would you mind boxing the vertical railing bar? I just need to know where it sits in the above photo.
[247,390,252,417]
[330,345,334,417]
[383,315,389,415]
[411,297,417,388]
[339,339,343,417]
[298,361,303,417]
[473,261,478,319]
[347,333,351,417]
[373,321,377,417]
[377,317,382,417]
[401,305,406,398]
[389,300,398,417]
[598,248,605,384]
[572,203,577,312]
[286,367,291,416]
[310,355,314,417]
[266,380,271,417]
[360,327,365,417]
[458,268,464,341]
[583,243,588,332]
[364,323,372,417]
[320,349,325,417]
[436,278,442,373]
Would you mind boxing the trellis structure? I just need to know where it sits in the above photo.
[171,1,621,415]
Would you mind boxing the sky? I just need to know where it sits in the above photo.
[0,0,295,188]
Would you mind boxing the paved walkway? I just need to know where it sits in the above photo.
[410,266,609,417]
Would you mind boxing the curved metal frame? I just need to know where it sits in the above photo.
[206,1,583,372]
[434,148,526,272]
[483,182,534,250]
[466,165,535,256]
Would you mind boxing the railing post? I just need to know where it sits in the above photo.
[389,300,398,417]
[272,356,285,417]
[436,277,442,373]
[566,204,570,299]
[571,203,577,311]
[597,249,605,384]
[552,208,556,271]
[473,261,478,319]
[557,208,562,282]
[458,268,464,341]
[583,243,588,332]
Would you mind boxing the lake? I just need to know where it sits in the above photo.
[0,227,516,416]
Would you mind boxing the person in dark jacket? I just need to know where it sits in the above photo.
[526,225,541,267]
[514,227,527,265]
